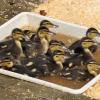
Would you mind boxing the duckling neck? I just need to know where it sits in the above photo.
[40,38,49,54]
[56,61,63,70]
[14,40,25,57]
[84,48,94,58]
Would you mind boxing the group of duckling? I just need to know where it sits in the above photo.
[0,20,100,81]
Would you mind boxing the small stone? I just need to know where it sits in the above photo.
[40,10,47,16]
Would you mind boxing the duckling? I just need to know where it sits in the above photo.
[68,27,100,55]
[86,60,100,76]
[21,27,56,58]
[63,38,96,69]
[21,55,56,76]
[30,26,56,54]
[40,20,58,28]
[0,58,36,77]
[0,28,25,59]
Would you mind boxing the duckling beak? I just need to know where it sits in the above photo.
[52,24,59,28]
[48,31,56,35]
[24,35,30,41]
[93,36,100,44]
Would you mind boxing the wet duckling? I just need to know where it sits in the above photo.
[0,58,36,77]
[69,27,100,55]
[86,60,100,76]
[40,20,58,28]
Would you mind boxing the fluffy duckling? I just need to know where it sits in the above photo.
[0,58,36,77]
[69,27,100,55]
[0,28,26,59]
[22,27,56,58]
[68,37,97,58]
[32,26,56,54]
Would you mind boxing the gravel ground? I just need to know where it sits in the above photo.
[0,0,97,100]
[0,75,92,100]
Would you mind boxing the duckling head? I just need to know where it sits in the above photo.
[52,50,65,70]
[86,60,100,76]
[50,40,65,47]
[37,26,55,54]
[12,28,24,41]
[49,40,66,52]
[23,30,34,39]
[40,20,58,28]
[0,58,14,68]
[86,27,100,39]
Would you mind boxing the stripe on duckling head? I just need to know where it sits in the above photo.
[86,27,99,36]
[12,28,23,34]
[81,38,94,43]
[40,20,52,26]
[37,26,49,32]
[50,40,65,46]
[53,50,65,55]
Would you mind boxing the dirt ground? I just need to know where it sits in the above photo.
[0,74,92,100]
[0,0,98,100]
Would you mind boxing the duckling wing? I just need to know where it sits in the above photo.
[68,38,87,54]
[8,65,37,77]
[21,55,55,76]
[89,45,98,53]
[68,40,80,50]
[0,40,14,53]
[22,41,43,58]
[61,67,94,81]
[63,54,84,68]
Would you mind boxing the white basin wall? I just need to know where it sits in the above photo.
[0,12,100,94]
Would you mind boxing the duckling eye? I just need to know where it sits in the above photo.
[55,55,59,58]
[88,64,93,67]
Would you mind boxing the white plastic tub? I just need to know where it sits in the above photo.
[0,12,100,94]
